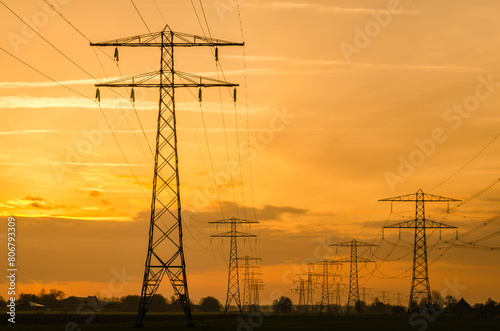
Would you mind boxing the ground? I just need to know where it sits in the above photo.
[1,312,499,330]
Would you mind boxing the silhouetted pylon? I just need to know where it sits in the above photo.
[291,278,306,311]
[237,256,262,311]
[91,25,243,328]
[330,239,377,313]
[210,217,258,314]
[380,189,459,311]
[308,260,341,315]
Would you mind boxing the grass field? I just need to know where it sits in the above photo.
[1,312,499,330]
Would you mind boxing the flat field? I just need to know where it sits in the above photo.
[1,312,499,331]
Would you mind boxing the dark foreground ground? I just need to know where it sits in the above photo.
[2,312,499,331]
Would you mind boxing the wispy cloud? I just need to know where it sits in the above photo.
[243,2,422,14]
[0,129,58,135]
[0,96,268,115]
[224,55,486,72]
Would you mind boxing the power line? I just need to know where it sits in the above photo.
[430,132,500,192]
[0,45,152,204]
[152,0,167,24]
[0,46,89,100]
[40,0,155,164]
[1,1,99,83]
[130,0,153,34]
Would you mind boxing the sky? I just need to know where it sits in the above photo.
[1,0,499,307]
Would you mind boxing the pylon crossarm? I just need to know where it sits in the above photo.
[209,217,259,224]
[176,71,239,87]
[237,256,262,261]
[379,190,461,203]
[237,265,261,269]
[330,257,375,263]
[308,260,342,266]
[383,220,457,229]
[90,28,243,48]
[211,231,256,238]
[95,71,239,89]
[330,240,377,247]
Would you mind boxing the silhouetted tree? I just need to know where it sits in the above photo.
[431,290,444,309]
[166,296,195,312]
[445,295,458,309]
[370,297,390,315]
[120,295,140,312]
[272,296,293,313]
[148,294,168,312]
[18,293,39,303]
[198,296,222,312]
[355,300,367,313]
[391,305,406,315]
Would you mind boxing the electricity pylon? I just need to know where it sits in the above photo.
[377,290,389,304]
[210,217,258,313]
[91,26,243,327]
[330,239,377,313]
[291,278,306,311]
[298,269,319,312]
[380,189,459,311]
[308,260,341,315]
[249,271,264,307]
[237,256,262,310]
[330,283,347,310]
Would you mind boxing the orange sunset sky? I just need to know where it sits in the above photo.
[1,0,499,306]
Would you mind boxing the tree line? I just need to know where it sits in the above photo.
[0,288,222,312]
[2,289,499,315]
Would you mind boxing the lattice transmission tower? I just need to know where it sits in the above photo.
[330,239,377,313]
[210,217,258,313]
[237,256,262,310]
[380,189,459,311]
[308,260,341,315]
[91,26,243,327]
[298,269,321,312]
[249,270,264,307]
[291,278,306,311]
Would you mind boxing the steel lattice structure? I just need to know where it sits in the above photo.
[237,256,262,311]
[298,269,320,312]
[91,26,243,327]
[291,278,306,311]
[380,189,459,311]
[210,217,258,314]
[308,260,341,315]
[330,239,377,313]
[249,271,264,307]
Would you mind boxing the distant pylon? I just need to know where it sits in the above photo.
[335,283,341,307]
[380,189,459,311]
[291,278,306,311]
[210,217,258,314]
[299,269,318,312]
[249,270,264,307]
[308,260,341,315]
[237,256,262,311]
[330,239,377,313]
